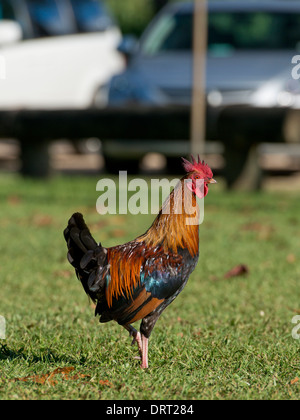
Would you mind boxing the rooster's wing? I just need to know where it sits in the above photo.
[97,245,198,333]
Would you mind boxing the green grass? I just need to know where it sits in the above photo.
[0,173,299,400]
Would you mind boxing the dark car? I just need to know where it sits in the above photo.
[100,0,300,170]
[0,0,116,39]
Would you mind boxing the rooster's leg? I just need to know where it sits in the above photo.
[141,334,149,369]
[124,325,143,359]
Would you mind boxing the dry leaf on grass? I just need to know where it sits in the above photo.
[286,254,296,264]
[12,367,112,388]
[290,377,299,386]
[292,309,300,315]
[32,214,54,227]
[7,195,22,205]
[54,270,72,279]
[13,367,74,386]
[99,379,112,387]
[110,229,127,238]
[12,367,92,387]
[224,264,249,279]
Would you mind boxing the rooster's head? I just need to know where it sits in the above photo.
[182,155,217,199]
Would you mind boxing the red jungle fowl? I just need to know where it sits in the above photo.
[64,156,216,368]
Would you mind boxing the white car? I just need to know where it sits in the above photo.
[0,0,124,110]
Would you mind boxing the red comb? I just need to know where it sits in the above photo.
[181,155,213,178]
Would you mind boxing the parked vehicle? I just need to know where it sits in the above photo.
[0,0,118,39]
[101,0,300,170]
[0,0,124,109]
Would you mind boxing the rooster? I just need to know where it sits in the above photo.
[64,156,216,368]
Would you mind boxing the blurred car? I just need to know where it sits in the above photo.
[100,0,300,170]
[0,0,125,109]
[0,0,119,39]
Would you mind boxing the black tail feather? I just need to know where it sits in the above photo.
[64,213,107,301]
[64,213,97,261]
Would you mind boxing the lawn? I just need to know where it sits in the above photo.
[0,173,299,400]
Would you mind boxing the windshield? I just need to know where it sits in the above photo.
[25,0,75,36]
[70,0,114,32]
[0,0,15,20]
[141,10,300,55]
[142,12,192,54]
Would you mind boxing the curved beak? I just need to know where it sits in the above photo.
[207,178,217,184]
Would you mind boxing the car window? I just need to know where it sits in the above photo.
[70,0,114,32]
[141,9,300,56]
[25,0,75,37]
[0,0,16,20]
[141,12,192,55]
[209,12,300,52]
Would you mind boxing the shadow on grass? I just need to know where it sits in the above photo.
[0,343,87,366]
[0,343,22,361]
